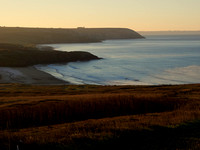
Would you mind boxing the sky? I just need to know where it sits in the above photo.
[0,0,200,31]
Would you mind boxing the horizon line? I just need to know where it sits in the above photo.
[0,26,200,32]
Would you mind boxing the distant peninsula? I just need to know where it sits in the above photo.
[0,27,144,45]
[0,43,100,67]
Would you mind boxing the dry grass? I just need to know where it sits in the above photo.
[0,94,183,129]
[0,84,200,149]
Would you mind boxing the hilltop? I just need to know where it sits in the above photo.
[0,27,144,45]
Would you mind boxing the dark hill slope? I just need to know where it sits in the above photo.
[0,27,144,44]
[0,43,100,67]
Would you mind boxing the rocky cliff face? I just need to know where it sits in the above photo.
[0,27,144,44]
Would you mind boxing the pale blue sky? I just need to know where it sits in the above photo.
[1,0,200,31]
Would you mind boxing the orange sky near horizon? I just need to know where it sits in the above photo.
[0,0,200,31]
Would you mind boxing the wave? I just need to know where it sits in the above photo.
[36,37,200,85]
[145,65,200,85]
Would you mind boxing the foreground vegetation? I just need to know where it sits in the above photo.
[0,43,100,67]
[0,84,200,149]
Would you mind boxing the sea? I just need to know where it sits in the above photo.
[36,32,200,85]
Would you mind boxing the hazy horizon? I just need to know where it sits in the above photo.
[1,0,200,31]
[1,26,200,32]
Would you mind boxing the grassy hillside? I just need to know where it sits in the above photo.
[0,43,100,67]
[0,84,199,149]
[0,27,144,45]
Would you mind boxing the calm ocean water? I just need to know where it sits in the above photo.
[37,34,200,85]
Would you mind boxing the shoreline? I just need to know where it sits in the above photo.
[0,66,68,85]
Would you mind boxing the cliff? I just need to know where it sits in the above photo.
[0,27,144,44]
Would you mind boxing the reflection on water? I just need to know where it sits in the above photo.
[36,34,200,85]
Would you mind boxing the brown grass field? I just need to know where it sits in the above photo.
[0,84,200,150]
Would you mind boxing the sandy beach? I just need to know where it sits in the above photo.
[0,66,68,85]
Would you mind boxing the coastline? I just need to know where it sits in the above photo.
[0,66,68,85]
[0,43,101,85]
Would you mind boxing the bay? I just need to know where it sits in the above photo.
[36,33,200,85]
